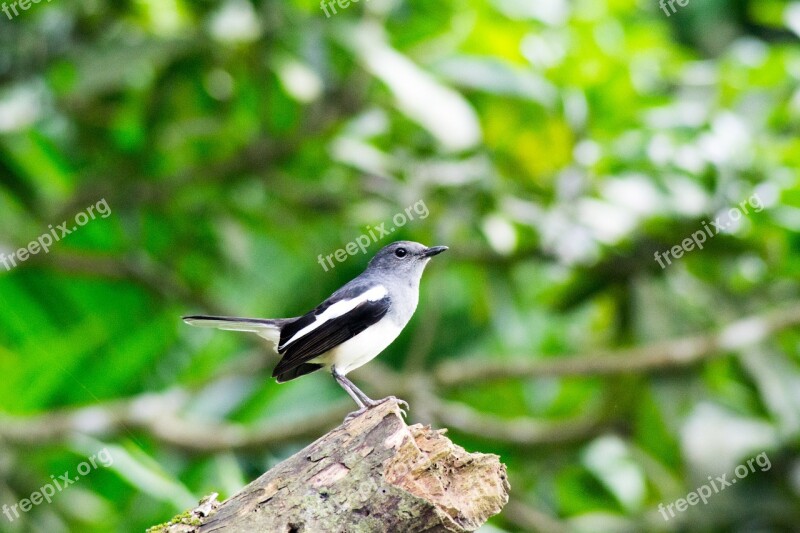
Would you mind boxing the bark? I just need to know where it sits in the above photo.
[148,399,509,533]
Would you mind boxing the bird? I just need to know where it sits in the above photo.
[183,241,447,419]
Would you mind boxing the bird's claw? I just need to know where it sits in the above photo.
[375,396,408,417]
[343,396,409,423]
[394,399,409,417]
[343,407,367,423]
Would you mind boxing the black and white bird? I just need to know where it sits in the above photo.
[183,241,447,418]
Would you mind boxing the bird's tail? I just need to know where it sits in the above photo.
[182,315,288,344]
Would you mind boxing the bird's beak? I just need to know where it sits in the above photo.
[422,245,448,257]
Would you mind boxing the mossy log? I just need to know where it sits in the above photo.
[150,399,509,532]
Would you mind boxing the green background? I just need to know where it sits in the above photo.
[1,0,799,531]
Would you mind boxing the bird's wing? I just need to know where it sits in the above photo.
[182,315,286,344]
[271,284,391,378]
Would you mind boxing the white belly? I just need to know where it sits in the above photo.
[317,319,402,375]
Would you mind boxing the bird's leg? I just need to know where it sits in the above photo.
[331,367,408,421]
[333,374,371,423]
[338,372,407,410]
[337,373,377,406]
[332,369,367,410]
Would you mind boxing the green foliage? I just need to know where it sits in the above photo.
[1,0,799,531]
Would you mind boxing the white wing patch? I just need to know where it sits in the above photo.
[280,285,388,349]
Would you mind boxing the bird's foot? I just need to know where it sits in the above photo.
[367,396,409,417]
[343,407,367,423]
[343,397,409,423]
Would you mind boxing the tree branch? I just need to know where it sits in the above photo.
[435,303,800,387]
[431,400,602,446]
[0,390,350,453]
[503,498,568,533]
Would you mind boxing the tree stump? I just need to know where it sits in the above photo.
[150,399,509,532]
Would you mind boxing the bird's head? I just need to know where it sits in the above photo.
[367,241,448,278]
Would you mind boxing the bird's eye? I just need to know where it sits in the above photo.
[395,248,407,258]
